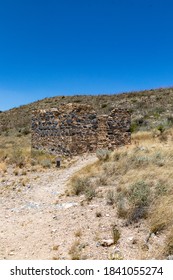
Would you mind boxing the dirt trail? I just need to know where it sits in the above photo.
[0,154,164,260]
[0,154,97,259]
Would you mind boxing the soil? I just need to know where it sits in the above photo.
[0,154,165,260]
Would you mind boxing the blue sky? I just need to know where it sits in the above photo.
[0,0,173,111]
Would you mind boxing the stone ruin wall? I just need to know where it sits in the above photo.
[31,103,131,156]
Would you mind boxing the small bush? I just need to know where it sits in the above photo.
[9,149,25,167]
[112,225,121,244]
[96,149,111,161]
[70,177,90,195]
[85,186,96,201]
[128,205,148,223]
[155,181,167,196]
[157,124,165,134]
[130,122,138,133]
[152,152,165,167]
[106,190,116,205]
[116,194,129,218]
[102,162,116,176]
[150,197,173,234]
[129,155,150,168]
[167,116,173,126]
[21,127,30,135]
[123,181,151,223]
[70,176,96,201]
[128,181,151,207]
[41,159,51,168]
[101,103,107,108]
[97,174,108,186]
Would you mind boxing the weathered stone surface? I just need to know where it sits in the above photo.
[31,103,131,156]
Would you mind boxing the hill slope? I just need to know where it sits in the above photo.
[1,87,173,134]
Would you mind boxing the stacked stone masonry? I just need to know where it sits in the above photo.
[31,103,131,156]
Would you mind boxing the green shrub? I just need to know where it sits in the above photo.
[157,124,165,134]
[126,181,151,223]
[128,181,151,207]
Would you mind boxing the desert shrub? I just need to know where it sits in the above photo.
[31,148,54,167]
[106,190,116,205]
[128,205,148,223]
[41,159,51,168]
[128,181,151,207]
[70,176,96,201]
[130,122,138,133]
[101,103,107,108]
[21,127,30,135]
[70,177,90,195]
[158,132,168,142]
[155,181,168,196]
[128,155,150,168]
[112,225,121,244]
[130,116,149,132]
[97,173,108,186]
[112,150,121,161]
[102,162,116,176]
[157,124,165,134]
[150,197,173,234]
[165,228,173,256]
[167,115,173,126]
[85,186,96,201]
[8,148,25,167]
[116,194,129,218]
[96,149,111,161]
[120,181,152,223]
[152,152,165,167]
[155,107,165,114]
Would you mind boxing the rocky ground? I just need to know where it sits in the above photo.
[0,154,165,260]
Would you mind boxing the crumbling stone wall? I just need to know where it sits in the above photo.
[31,103,131,156]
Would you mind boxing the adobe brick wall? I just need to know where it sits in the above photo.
[31,103,131,156]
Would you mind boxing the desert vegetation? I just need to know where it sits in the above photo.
[67,128,173,259]
[1,87,173,259]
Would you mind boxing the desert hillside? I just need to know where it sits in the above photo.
[1,87,173,135]
[1,87,173,260]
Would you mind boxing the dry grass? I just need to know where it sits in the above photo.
[69,176,96,201]
[0,133,56,170]
[69,128,173,258]
[150,196,173,234]
[165,227,173,256]
[68,240,81,260]
[0,162,7,173]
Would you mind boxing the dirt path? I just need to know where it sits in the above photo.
[0,154,164,260]
[0,154,98,259]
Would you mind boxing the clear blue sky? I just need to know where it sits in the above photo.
[0,0,173,111]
